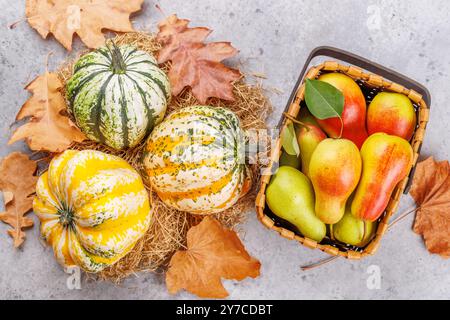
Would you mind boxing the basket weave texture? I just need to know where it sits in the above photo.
[255,61,430,259]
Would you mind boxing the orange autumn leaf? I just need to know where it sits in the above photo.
[9,71,86,153]
[0,153,38,248]
[409,157,450,258]
[26,0,144,51]
[166,217,261,298]
[157,14,241,104]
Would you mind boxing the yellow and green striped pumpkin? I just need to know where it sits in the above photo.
[142,106,252,214]
[67,44,170,150]
[33,150,151,273]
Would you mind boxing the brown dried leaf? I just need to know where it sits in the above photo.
[0,153,38,248]
[157,14,209,45]
[157,14,241,103]
[166,217,261,298]
[9,71,85,153]
[410,157,450,258]
[26,0,144,51]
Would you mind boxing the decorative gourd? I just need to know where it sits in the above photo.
[33,150,152,273]
[142,106,252,214]
[67,44,171,150]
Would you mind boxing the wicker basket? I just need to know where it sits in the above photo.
[255,46,431,259]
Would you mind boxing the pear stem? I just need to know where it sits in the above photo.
[329,224,335,241]
[362,220,367,243]
[337,116,344,139]
[283,112,310,131]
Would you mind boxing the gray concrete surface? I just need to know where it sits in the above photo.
[0,0,449,300]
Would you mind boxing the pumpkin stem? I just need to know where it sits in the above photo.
[107,40,127,74]
[58,203,74,228]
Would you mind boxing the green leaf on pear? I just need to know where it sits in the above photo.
[305,79,344,120]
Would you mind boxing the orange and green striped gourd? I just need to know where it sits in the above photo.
[141,105,252,214]
[33,150,151,273]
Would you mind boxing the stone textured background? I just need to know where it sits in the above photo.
[0,0,449,299]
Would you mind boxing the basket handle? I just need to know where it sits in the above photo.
[299,46,431,106]
[283,46,431,194]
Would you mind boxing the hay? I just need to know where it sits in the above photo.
[57,32,272,282]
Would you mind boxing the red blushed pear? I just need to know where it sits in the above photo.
[367,92,417,141]
[309,139,362,224]
[315,73,368,148]
[351,133,414,222]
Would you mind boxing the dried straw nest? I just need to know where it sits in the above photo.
[57,32,272,282]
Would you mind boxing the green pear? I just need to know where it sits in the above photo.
[266,166,326,242]
[279,150,301,169]
[297,123,327,178]
[330,208,377,247]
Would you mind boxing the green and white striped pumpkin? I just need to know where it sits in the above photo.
[67,44,171,150]
[142,106,252,214]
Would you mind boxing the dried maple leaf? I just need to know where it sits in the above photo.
[0,153,38,248]
[410,157,450,258]
[157,14,241,104]
[9,71,85,153]
[157,15,211,57]
[166,217,261,298]
[26,0,144,50]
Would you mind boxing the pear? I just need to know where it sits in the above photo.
[296,123,326,178]
[367,92,417,141]
[266,166,326,242]
[315,73,368,148]
[331,208,377,247]
[351,133,413,221]
[309,139,362,224]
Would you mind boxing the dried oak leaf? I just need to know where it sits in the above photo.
[157,14,241,104]
[26,0,144,51]
[410,157,450,258]
[0,153,38,248]
[166,217,261,298]
[9,71,86,153]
